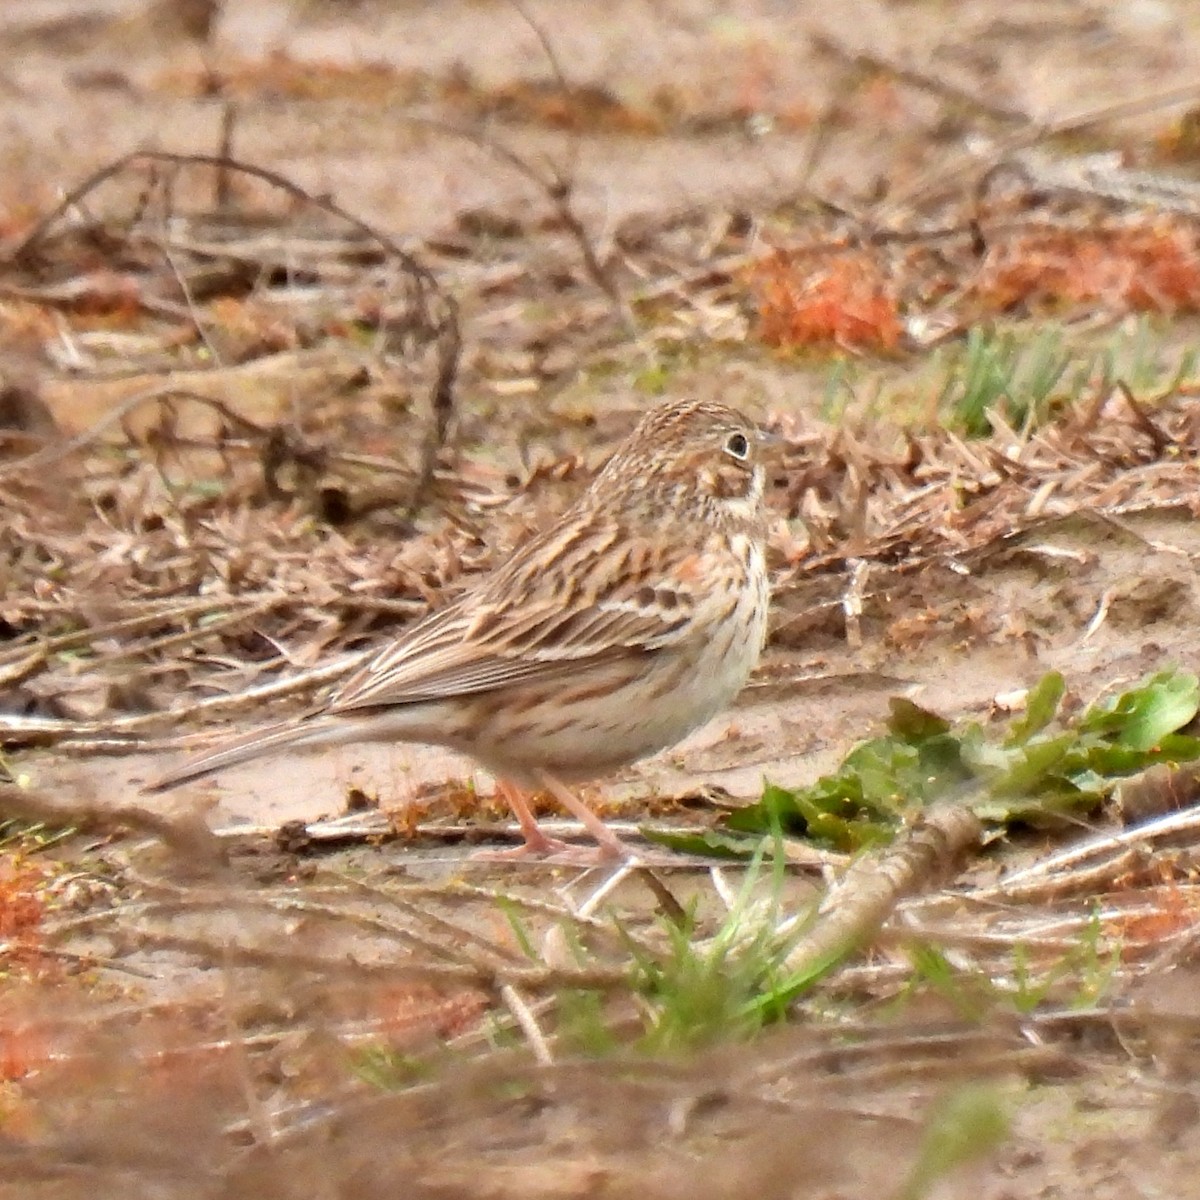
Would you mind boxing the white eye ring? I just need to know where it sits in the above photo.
[724,431,750,460]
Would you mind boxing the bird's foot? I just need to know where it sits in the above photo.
[469,832,634,866]
[476,777,635,864]
[470,831,573,861]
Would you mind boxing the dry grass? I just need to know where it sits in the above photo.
[8,2,1200,1195]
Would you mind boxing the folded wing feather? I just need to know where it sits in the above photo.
[326,530,702,713]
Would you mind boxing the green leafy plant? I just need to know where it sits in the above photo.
[674,668,1200,855]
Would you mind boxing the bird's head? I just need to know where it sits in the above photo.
[592,398,768,530]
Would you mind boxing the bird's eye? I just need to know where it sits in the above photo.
[724,431,750,460]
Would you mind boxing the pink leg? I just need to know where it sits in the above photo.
[534,771,631,862]
[470,779,573,860]
[471,778,634,863]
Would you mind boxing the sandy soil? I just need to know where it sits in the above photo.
[6,1,1200,1196]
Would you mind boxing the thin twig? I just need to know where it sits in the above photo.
[407,115,634,332]
[500,983,555,1065]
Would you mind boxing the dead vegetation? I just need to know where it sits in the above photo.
[8,1,1200,1196]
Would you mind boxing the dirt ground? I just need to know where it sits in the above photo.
[7,1,1200,1197]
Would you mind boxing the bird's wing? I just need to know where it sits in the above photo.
[326,518,715,714]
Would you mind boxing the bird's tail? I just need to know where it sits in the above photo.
[144,716,359,793]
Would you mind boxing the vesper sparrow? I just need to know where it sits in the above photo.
[148,398,771,860]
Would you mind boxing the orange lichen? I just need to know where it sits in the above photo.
[0,861,46,956]
[977,222,1200,314]
[750,249,902,352]
[0,857,55,1081]
[0,1016,50,1083]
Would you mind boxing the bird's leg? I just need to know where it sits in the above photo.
[534,771,631,861]
[471,778,634,863]
[471,779,574,859]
